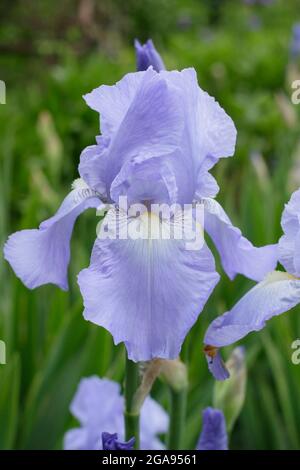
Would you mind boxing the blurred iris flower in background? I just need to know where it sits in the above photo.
[64,376,228,451]
[63,376,168,450]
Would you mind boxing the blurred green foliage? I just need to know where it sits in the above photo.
[1,0,300,450]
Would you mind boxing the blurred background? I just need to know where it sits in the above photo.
[1,0,300,450]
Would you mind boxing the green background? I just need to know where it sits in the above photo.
[1,0,300,449]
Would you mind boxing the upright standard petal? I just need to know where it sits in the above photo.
[84,71,145,136]
[204,347,229,381]
[197,407,228,450]
[202,198,278,281]
[82,68,236,206]
[135,39,165,72]
[78,210,219,362]
[106,68,184,198]
[204,271,300,379]
[4,182,102,290]
[158,68,236,202]
[278,188,300,277]
[160,69,237,168]
[83,68,184,204]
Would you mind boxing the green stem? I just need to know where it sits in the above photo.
[124,356,140,449]
[167,386,187,450]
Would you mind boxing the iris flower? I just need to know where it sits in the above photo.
[4,42,277,362]
[64,376,168,450]
[204,188,300,380]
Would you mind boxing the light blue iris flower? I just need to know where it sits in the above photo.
[4,41,277,362]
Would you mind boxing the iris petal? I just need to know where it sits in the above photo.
[82,68,236,206]
[84,71,145,136]
[83,68,184,204]
[69,376,123,428]
[106,68,183,190]
[204,349,230,381]
[151,68,236,203]
[160,68,237,168]
[78,136,110,199]
[278,188,300,277]
[4,184,102,290]
[64,428,90,451]
[140,396,169,450]
[205,271,300,351]
[110,155,178,206]
[195,156,220,199]
[78,211,219,361]
[202,198,278,281]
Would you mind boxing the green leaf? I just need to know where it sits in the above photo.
[0,354,20,449]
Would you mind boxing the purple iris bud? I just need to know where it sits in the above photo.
[290,23,300,58]
[197,407,228,450]
[102,432,135,450]
[134,39,165,72]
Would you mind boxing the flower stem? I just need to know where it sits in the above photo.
[124,356,140,449]
[167,386,187,450]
